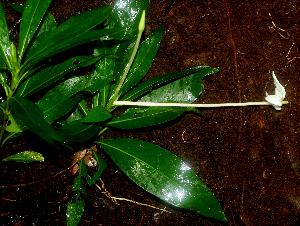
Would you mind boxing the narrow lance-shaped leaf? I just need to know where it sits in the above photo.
[66,199,84,226]
[95,0,148,57]
[121,66,211,102]
[97,138,227,222]
[8,3,25,13]
[23,6,113,71]
[19,0,52,61]
[82,105,112,123]
[1,151,44,163]
[66,159,88,226]
[16,55,102,98]
[106,106,186,129]
[108,67,219,129]
[0,3,12,69]
[9,97,61,144]
[36,68,113,123]
[56,120,100,143]
[9,3,57,56]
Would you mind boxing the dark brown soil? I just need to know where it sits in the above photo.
[1,0,300,225]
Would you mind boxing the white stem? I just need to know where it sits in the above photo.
[114,100,288,108]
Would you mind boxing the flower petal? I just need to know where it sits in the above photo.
[265,72,286,110]
[272,71,286,100]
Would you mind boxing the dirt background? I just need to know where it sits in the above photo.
[1,0,300,225]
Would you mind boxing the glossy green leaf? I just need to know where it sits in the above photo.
[38,93,83,124]
[6,113,25,133]
[8,3,25,13]
[106,106,186,129]
[87,151,107,186]
[0,55,6,69]
[121,66,210,101]
[118,24,164,97]
[23,6,113,71]
[96,0,148,57]
[64,108,85,124]
[9,3,57,57]
[37,69,113,123]
[0,3,12,69]
[19,0,52,61]
[94,0,147,103]
[66,199,84,226]
[94,57,115,107]
[9,97,61,144]
[67,159,87,226]
[0,72,8,96]
[98,138,227,222]
[56,120,100,143]
[108,67,219,129]
[77,159,89,181]
[139,67,219,103]
[17,55,102,98]
[82,106,112,123]
[1,151,44,163]
[26,11,57,55]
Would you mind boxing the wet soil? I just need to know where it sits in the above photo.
[1,0,300,225]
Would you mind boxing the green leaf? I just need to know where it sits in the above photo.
[2,151,44,163]
[95,0,148,58]
[82,106,112,123]
[25,10,57,58]
[38,93,83,124]
[36,69,113,123]
[66,199,84,226]
[118,24,165,97]
[121,66,211,102]
[0,71,8,96]
[9,97,61,144]
[87,151,107,186]
[0,3,12,69]
[6,113,25,133]
[19,0,52,61]
[56,120,100,143]
[106,106,186,129]
[9,3,57,55]
[8,3,25,13]
[97,138,227,222]
[66,159,88,226]
[93,57,115,107]
[140,67,219,103]
[9,3,25,13]
[23,6,113,71]
[17,55,102,98]
[64,108,85,124]
[77,159,89,181]
[108,67,219,129]
[94,0,148,104]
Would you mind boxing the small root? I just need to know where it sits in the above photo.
[95,178,171,213]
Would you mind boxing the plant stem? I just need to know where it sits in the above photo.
[98,127,109,136]
[107,10,146,110]
[114,100,289,108]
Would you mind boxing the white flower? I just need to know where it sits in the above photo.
[265,71,286,110]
